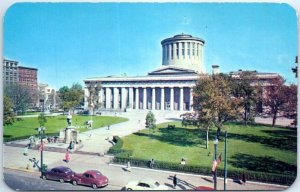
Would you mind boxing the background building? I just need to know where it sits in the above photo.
[38,83,57,112]
[3,59,19,85]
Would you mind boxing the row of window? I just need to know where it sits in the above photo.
[163,42,201,60]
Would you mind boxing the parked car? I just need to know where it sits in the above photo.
[125,179,169,190]
[42,166,75,183]
[194,186,214,190]
[71,170,109,189]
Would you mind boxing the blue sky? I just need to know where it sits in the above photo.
[4,3,298,89]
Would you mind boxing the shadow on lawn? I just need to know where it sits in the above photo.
[134,127,207,147]
[228,130,297,152]
[229,153,296,175]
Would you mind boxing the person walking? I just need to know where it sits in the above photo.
[173,174,178,189]
[126,161,131,172]
[65,150,70,163]
[23,145,29,156]
[242,172,246,185]
[107,125,110,130]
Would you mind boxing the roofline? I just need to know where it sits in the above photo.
[161,34,205,45]
[18,66,38,70]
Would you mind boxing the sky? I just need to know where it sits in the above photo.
[3,2,298,89]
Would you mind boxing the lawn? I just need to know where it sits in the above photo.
[121,122,297,177]
[4,115,128,141]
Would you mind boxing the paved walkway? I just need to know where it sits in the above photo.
[7,111,184,155]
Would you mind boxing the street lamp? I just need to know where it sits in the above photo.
[213,138,218,190]
[38,126,46,178]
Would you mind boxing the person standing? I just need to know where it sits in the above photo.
[242,172,246,185]
[173,174,178,189]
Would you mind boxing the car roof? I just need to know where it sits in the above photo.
[54,166,72,171]
[139,179,157,184]
[84,170,101,175]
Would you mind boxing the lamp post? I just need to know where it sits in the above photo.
[38,126,46,178]
[224,130,228,190]
[213,138,218,190]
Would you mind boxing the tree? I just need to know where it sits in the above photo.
[38,112,47,127]
[282,84,297,127]
[4,84,33,115]
[262,77,288,127]
[193,74,240,139]
[4,96,16,126]
[232,71,258,125]
[58,83,84,112]
[86,81,102,115]
[145,111,156,133]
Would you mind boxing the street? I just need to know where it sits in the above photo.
[3,145,288,191]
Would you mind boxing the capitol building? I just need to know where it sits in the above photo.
[84,33,280,112]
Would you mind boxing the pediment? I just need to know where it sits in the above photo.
[148,66,197,76]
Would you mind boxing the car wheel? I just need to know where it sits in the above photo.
[92,184,97,189]
[72,180,77,186]
[59,178,64,183]
[42,175,46,180]
[127,188,132,191]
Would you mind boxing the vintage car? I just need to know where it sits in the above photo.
[125,179,169,190]
[42,166,75,183]
[71,170,108,189]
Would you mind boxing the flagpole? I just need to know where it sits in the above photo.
[224,130,228,190]
[213,138,218,190]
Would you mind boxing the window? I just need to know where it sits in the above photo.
[192,43,195,56]
[182,42,185,57]
[171,44,174,59]
[166,44,169,59]
[187,42,190,56]
[176,43,179,58]
[197,43,199,56]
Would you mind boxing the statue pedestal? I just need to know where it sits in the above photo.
[58,126,78,144]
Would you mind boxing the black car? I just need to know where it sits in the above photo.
[42,166,75,183]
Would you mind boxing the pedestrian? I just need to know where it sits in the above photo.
[23,145,29,156]
[150,158,155,168]
[126,161,131,172]
[65,150,70,163]
[242,172,246,185]
[173,174,178,189]
[107,125,110,130]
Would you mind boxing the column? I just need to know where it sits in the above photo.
[84,88,89,110]
[143,88,147,110]
[152,88,156,110]
[178,42,182,60]
[135,88,139,109]
[129,87,134,109]
[190,87,193,111]
[179,87,184,111]
[105,87,111,109]
[121,87,126,109]
[113,87,119,109]
[170,87,174,111]
[168,44,172,62]
[161,87,165,110]
[98,88,102,107]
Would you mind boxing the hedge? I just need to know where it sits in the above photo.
[113,156,295,185]
[107,136,295,185]
[4,133,59,142]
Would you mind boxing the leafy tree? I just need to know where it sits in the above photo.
[58,83,84,112]
[193,74,240,138]
[38,112,47,127]
[232,71,258,125]
[4,96,16,125]
[86,82,102,115]
[145,111,156,133]
[262,77,289,127]
[4,84,32,115]
[283,84,297,127]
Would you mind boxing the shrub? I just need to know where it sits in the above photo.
[112,156,296,185]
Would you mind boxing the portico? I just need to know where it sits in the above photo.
[84,72,201,111]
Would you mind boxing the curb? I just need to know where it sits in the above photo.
[108,163,289,188]
[4,166,40,174]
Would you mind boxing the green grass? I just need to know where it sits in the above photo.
[121,122,297,176]
[4,115,128,140]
